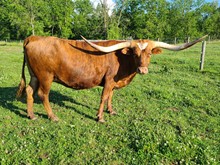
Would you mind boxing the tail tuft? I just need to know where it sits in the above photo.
[16,78,26,99]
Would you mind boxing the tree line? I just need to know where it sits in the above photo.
[0,0,219,41]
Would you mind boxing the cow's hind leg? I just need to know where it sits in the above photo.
[38,78,59,121]
[26,77,38,120]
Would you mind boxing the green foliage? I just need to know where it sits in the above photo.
[71,0,100,39]
[44,0,74,38]
[200,3,220,39]
[0,41,219,164]
[0,1,11,39]
[7,0,47,38]
[0,0,220,40]
[107,22,122,39]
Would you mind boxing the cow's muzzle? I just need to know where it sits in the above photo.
[137,67,148,74]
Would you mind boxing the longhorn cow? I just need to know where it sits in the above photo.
[17,35,207,122]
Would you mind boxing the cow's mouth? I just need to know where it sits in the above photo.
[137,67,148,74]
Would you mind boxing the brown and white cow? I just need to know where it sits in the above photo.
[16,35,207,122]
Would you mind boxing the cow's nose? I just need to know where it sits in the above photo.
[137,67,148,74]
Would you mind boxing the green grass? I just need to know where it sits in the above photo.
[0,41,219,164]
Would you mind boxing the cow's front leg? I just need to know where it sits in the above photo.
[107,90,117,115]
[97,84,114,123]
[97,102,105,123]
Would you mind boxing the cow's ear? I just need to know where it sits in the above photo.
[121,48,132,55]
[152,48,162,55]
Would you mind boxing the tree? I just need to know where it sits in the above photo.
[143,0,170,40]
[71,0,95,39]
[107,0,127,39]
[167,0,205,40]
[7,0,46,39]
[107,22,122,39]
[114,0,170,40]
[86,0,116,39]
[199,2,220,39]
[0,0,11,39]
[1,0,74,39]
[44,0,74,38]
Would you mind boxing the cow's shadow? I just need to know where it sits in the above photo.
[0,86,97,121]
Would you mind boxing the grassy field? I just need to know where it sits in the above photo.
[0,40,219,164]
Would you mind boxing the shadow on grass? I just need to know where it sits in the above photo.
[0,87,96,121]
[0,87,27,119]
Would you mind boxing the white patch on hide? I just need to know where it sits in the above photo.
[137,43,148,50]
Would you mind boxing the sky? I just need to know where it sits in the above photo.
[90,0,115,15]
[90,0,219,14]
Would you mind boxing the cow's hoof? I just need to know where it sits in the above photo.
[31,116,38,120]
[98,118,105,123]
[110,111,117,115]
[28,115,37,120]
[50,115,59,122]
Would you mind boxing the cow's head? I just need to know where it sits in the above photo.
[120,40,163,74]
[81,35,207,74]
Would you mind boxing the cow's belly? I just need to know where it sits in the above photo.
[70,76,104,89]
[53,57,112,89]
[54,70,105,90]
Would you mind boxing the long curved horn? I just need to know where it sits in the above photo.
[153,35,208,51]
[81,35,131,53]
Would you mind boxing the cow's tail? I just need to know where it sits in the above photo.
[16,54,26,99]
